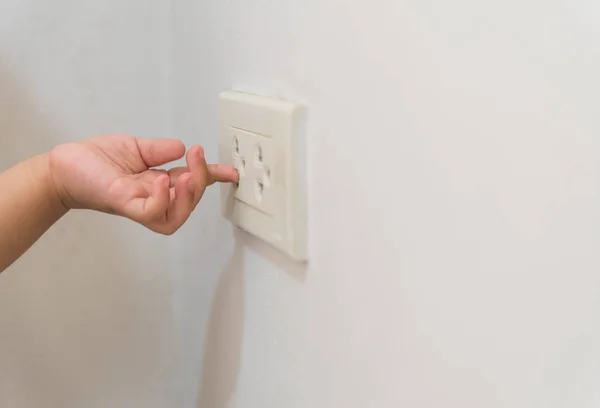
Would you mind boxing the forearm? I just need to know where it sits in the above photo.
[0,153,68,272]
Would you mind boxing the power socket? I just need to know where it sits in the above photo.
[231,127,275,215]
[219,91,308,261]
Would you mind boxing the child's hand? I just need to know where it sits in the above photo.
[48,135,238,235]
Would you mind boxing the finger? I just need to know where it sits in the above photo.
[207,164,240,185]
[165,172,195,232]
[186,145,210,204]
[136,138,186,168]
[131,174,169,223]
[167,166,189,186]
[167,163,238,187]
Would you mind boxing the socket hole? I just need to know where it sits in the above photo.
[263,167,271,187]
[255,145,263,164]
[234,136,240,154]
[255,180,264,202]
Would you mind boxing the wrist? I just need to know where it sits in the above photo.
[30,152,70,214]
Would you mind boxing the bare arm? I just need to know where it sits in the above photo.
[0,154,67,271]
[0,135,238,274]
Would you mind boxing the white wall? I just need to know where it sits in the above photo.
[3,0,600,407]
[173,0,600,407]
[0,2,178,407]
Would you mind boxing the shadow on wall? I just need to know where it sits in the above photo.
[196,230,308,408]
[196,243,246,408]
[0,66,167,407]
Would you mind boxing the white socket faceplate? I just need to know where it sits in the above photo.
[219,91,308,261]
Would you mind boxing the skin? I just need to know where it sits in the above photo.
[0,134,239,272]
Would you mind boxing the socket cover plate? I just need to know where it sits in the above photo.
[219,91,307,261]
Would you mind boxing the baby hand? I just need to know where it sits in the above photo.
[49,135,238,234]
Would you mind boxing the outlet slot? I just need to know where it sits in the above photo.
[255,180,264,202]
[234,135,240,154]
[255,144,263,165]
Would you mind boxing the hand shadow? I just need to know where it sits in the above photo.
[195,227,309,408]
[196,243,245,408]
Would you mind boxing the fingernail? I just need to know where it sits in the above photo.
[197,148,205,161]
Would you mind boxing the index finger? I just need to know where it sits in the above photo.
[207,164,239,185]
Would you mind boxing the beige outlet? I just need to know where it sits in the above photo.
[219,91,308,261]
[230,127,275,215]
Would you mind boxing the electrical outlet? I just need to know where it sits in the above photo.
[219,91,308,261]
[231,127,275,215]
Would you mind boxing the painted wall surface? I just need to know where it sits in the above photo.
[172,1,600,407]
[3,0,600,407]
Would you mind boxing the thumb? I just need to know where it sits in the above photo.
[136,138,186,168]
